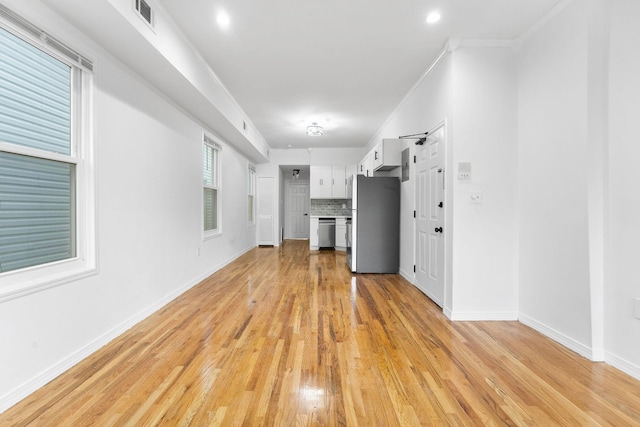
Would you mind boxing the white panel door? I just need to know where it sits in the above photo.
[415,125,445,306]
[257,177,274,245]
[288,183,310,239]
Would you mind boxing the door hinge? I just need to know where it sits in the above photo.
[413,155,416,164]
[413,210,416,218]
[413,265,416,273]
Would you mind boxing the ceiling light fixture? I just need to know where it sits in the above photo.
[306,122,324,136]
[426,11,441,24]
[293,169,300,179]
[217,11,230,28]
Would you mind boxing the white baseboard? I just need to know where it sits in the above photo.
[443,306,453,319]
[0,244,255,414]
[519,313,594,360]
[448,310,518,321]
[605,351,640,381]
[414,285,444,309]
[398,268,414,284]
[519,314,640,381]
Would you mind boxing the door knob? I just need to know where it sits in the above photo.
[435,227,443,233]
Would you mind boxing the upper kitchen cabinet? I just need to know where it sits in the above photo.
[310,166,333,198]
[310,165,352,198]
[358,152,374,177]
[372,139,402,172]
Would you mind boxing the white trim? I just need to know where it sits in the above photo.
[605,351,640,382]
[517,0,576,43]
[0,243,255,414]
[398,267,414,285]
[0,265,97,303]
[448,311,519,321]
[0,142,78,165]
[456,38,518,49]
[519,313,594,360]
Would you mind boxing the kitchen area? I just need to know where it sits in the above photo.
[305,138,403,274]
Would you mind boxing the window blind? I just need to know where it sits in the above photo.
[0,25,75,273]
[0,26,71,155]
[0,152,75,273]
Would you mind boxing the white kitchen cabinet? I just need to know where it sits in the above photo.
[309,217,319,249]
[358,153,373,177]
[331,166,346,198]
[372,139,402,171]
[311,165,349,198]
[335,217,347,250]
[357,159,367,176]
[310,166,332,198]
[365,150,375,176]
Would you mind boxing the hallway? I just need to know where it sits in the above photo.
[2,240,640,425]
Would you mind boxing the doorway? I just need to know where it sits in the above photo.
[415,123,446,307]
[281,165,310,241]
[286,182,310,239]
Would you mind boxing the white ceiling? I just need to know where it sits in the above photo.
[157,0,564,150]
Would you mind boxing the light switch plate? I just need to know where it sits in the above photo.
[458,162,472,180]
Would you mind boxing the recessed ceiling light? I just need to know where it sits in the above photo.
[426,11,441,24]
[217,11,230,29]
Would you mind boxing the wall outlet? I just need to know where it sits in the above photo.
[634,298,640,319]
[469,191,483,204]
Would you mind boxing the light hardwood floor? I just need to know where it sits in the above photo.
[2,240,640,426]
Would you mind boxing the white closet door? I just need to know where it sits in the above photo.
[257,177,274,245]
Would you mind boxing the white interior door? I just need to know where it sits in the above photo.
[257,177,274,245]
[287,183,310,239]
[415,125,445,307]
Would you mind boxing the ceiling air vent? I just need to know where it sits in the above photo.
[134,0,154,27]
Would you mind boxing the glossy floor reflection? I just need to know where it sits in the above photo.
[2,240,640,426]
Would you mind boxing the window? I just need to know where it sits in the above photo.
[203,134,221,235]
[248,164,256,224]
[0,7,95,299]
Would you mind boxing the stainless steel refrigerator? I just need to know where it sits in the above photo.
[347,175,400,273]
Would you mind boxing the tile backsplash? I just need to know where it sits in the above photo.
[310,199,352,216]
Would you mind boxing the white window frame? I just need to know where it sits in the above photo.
[0,7,96,302]
[203,133,222,239]
[248,164,256,226]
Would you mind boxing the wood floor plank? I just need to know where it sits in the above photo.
[2,240,640,426]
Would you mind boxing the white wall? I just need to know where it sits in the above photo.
[516,0,594,356]
[0,1,256,411]
[310,147,363,166]
[607,0,640,377]
[450,45,519,320]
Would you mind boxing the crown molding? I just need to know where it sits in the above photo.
[517,0,576,43]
